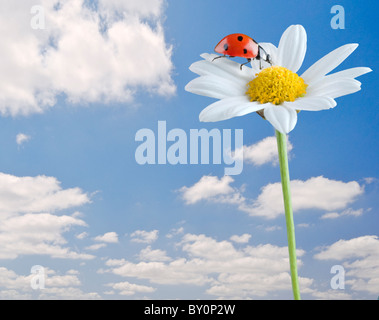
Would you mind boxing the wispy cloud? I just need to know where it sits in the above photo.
[230,234,251,244]
[94,232,119,243]
[321,208,364,219]
[130,230,159,244]
[85,243,107,251]
[16,133,31,146]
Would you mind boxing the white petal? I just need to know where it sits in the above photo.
[189,60,248,87]
[284,96,336,111]
[199,96,264,122]
[264,105,298,134]
[185,75,245,99]
[314,67,372,84]
[306,78,362,99]
[301,44,359,83]
[278,25,307,73]
[200,53,254,81]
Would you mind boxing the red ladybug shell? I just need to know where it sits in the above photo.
[214,33,259,59]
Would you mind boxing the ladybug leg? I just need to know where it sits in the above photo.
[258,46,273,68]
[265,54,273,65]
[212,55,227,62]
[240,58,252,70]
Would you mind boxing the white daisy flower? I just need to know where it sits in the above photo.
[185,25,372,134]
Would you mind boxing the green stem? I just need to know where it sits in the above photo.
[275,130,301,300]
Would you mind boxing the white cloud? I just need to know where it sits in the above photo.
[179,175,364,219]
[43,269,81,288]
[94,232,119,243]
[265,225,282,232]
[0,290,31,300]
[16,133,31,146]
[106,233,312,298]
[110,260,209,286]
[0,172,93,260]
[76,232,88,240]
[104,259,127,267]
[37,287,101,300]
[314,236,379,295]
[107,281,156,296]
[0,0,175,116]
[0,267,100,299]
[130,230,159,244]
[0,267,31,292]
[0,172,90,214]
[166,226,184,239]
[85,243,107,251]
[314,236,379,261]
[244,176,364,219]
[0,213,93,259]
[363,177,376,184]
[229,234,251,244]
[66,269,79,275]
[138,246,172,262]
[320,212,340,219]
[98,0,164,19]
[310,290,352,300]
[321,208,364,219]
[235,136,293,166]
[179,175,244,206]
[297,223,310,228]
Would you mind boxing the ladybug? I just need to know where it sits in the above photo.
[213,33,272,70]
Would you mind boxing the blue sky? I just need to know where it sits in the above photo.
[0,0,378,299]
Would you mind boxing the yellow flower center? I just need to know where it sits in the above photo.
[246,66,308,105]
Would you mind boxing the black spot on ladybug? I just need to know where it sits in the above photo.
[238,36,243,41]
[224,44,229,51]
[243,49,248,54]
